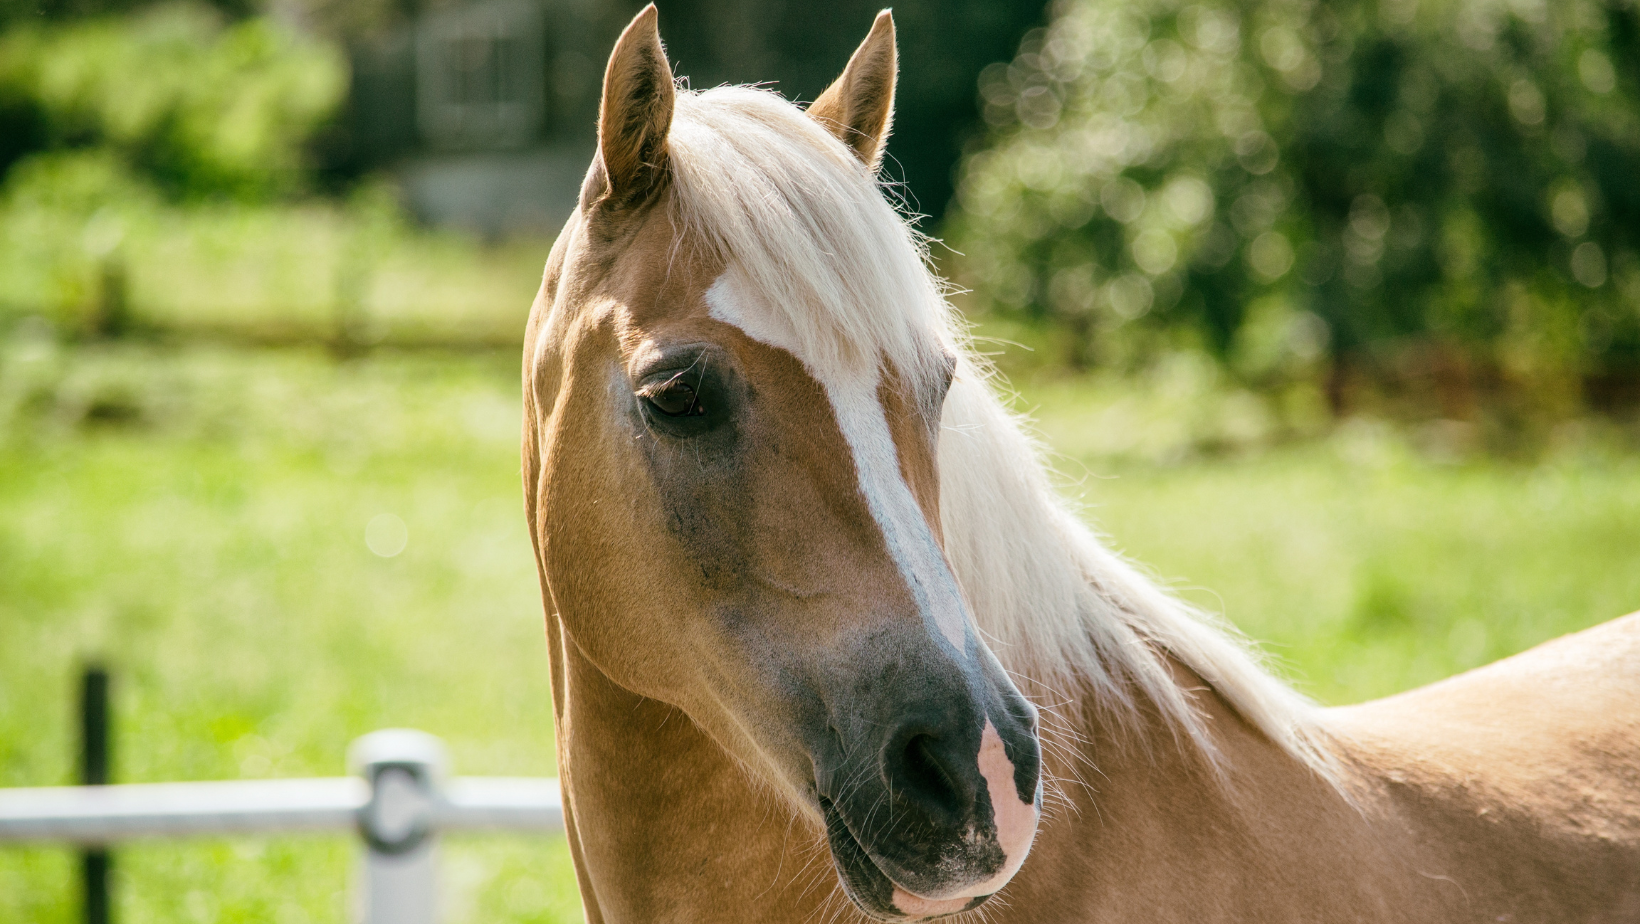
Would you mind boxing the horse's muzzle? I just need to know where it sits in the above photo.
[814,666,1042,922]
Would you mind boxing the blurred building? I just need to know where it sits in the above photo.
[341,0,1050,236]
[347,0,595,235]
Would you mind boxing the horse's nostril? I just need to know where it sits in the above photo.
[891,731,971,819]
[906,734,954,799]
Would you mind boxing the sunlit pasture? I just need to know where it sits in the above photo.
[2,339,1637,922]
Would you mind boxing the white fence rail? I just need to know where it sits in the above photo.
[0,729,564,924]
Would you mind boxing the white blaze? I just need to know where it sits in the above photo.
[705,271,969,652]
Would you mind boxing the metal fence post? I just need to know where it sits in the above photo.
[79,666,112,924]
[349,730,446,924]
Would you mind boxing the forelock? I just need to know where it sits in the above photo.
[665,86,954,394]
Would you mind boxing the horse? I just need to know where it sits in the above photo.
[520,7,1640,921]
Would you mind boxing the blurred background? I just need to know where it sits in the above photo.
[1,0,1637,919]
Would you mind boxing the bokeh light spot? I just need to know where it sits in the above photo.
[1508,79,1545,126]
[1579,50,1615,95]
[1134,229,1180,275]
[1162,175,1214,225]
[1100,176,1147,223]
[1571,242,1606,288]
[1107,274,1155,319]
[1551,188,1589,238]
[1248,231,1294,281]
[366,514,408,558]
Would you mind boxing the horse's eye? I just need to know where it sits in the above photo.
[644,380,703,417]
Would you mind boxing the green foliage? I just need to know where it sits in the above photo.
[0,3,345,200]
[0,6,549,344]
[0,150,158,321]
[0,149,547,338]
[949,0,1640,400]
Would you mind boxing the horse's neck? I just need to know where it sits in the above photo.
[552,618,1427,923]
[549,616,838,924]
[1010,662,1432,921]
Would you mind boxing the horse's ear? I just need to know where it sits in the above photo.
[808,10,897,170]
[596,4,674,205]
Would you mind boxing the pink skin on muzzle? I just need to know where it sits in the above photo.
[890,720,1039,919]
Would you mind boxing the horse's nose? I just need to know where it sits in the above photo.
[867,693,1042,904]
[815,626,1043,910]
[882,717,983,826]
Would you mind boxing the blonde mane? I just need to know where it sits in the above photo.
[664,85,1334,778]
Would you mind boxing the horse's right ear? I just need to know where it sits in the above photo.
[595,4,674,205]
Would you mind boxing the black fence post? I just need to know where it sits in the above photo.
[80,666,111,924]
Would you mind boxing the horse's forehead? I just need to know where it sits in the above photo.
[702,271,804,363]
[585,206,723,330]
[568,206,916,441]
[574,210,812,388]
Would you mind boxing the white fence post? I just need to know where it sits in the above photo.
[0,728,564,922]
[350,730,446,924]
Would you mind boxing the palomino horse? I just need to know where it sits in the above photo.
[521,7,1640,921]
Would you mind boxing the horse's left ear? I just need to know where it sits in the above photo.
[808,10,897,170]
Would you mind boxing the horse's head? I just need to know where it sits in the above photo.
[522,7,1041,919]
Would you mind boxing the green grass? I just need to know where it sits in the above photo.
[1010,366,1640,703]
[0,339,576,923]
[1063,445,1640,703]
[2,335,1638,922]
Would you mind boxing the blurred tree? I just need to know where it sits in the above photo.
[949,0,1640,413]
[2,0,1052,225]
[647,0,1052,222]
[0,0,254,29]
[326,0,1055,227]
[0,3,345,200]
